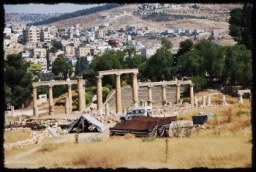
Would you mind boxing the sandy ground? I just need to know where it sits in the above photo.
[4,122,117,169]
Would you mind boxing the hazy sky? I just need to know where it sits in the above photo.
[4,3,105,14]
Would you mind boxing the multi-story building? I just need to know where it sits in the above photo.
[22,51,31,58]
[63,45,75,57]
[4,47,23,59]
[75,46,94,58]
[23,26,40,43]
[37,57,48,72]
[34,48,47,58]
[40,30,51,42]
[140,46,156,58]
[4,27,12,34]
[3,38,11,47]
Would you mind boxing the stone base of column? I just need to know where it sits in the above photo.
[147,100,152,107]
[33,106,38,117]
[97,110,102,116]
[222,102,227,105]
[162,100,167,106]
[49,105,54,115]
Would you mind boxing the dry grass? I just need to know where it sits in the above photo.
[4,129,41,144]
[4,93,252,169]
[5,137,251,169]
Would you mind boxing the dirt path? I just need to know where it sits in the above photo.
[4,123,117,168]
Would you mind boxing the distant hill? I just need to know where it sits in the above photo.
[4,13,64,24]
[27,3,120,26]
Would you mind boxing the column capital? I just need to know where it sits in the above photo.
[77,76,83,80]
[96,75,103,80]
[162,85,167,88]
[190,83,194,87]
[48,84,53,88]
[115,74,121,80]
[176,83,180,87]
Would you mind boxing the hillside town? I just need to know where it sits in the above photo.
[4,3,230,78]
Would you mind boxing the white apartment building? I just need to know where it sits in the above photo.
[4,27,12,34]
[22,51,31,58]
[23,26,40,43]
[40,31,51,42]
[140,46,156,58]
[97,46,111,52]
[3,38,11,46]
[37,57,47,71]
[34,48,47,58]
[90,26,99,32]
[85,31,95,42]
[97,30,105,38]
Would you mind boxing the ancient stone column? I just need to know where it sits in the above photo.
[194,96,198,107]
[48,85,54,115]
[176,81,180,104]
[65,96,69,114]
[11,106,14,117]
[238,93,244,104]
[105,103,109,117]
[33,86,38,117]
[115,74,122,115]
[148,85,153,106]
[222,95,226,105]
[82,81,86,111]
[202,95,206,107]
[144,100,147,106]
[77,77,82,111]
[190,83,194,106]
[96,76,103,114]
[162,85,167,101]
[207,95,211,106]
[68,84,72,114]
[132,72,138,107]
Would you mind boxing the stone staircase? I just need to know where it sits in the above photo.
[105,85,186,108]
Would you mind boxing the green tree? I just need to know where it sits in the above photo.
[241,3,253,50]
[91,49,124,86]
[4,53,34,108]
[81,70,96,87]
[221,45,252,88]
[191,75,207,92]
[229,3,252,50]
[75,56,91,75]
[140,39,175,81]
[178,49,205,77]
[229,8,243,43]
[176,39,194,58]
[102,86,110,102]
[51,40,62,50]
[52,54,73,79]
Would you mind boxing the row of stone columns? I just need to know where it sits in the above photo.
[194,95,229,107]
[97,72,138,115]
[33,77,86,117]
[145,82,194,106]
